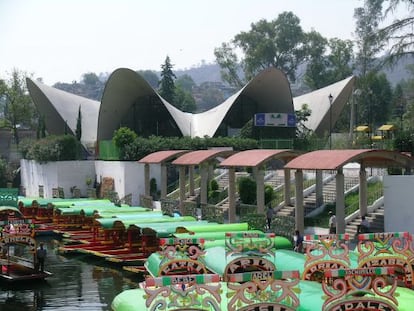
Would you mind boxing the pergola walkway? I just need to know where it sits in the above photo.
[138,148,414,234]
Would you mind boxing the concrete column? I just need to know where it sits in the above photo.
[189,165,195,196]
[336,168,345,234]
[144,164,150,196]
[228,167,236,223]
[315,170,324,206]
[208,165,214,181]
[359,166,368,217]
[255,167,265,214]
[179,166,186,211]
[200,164,208,205]
[295,169,304,233]
[284,169,291,206]
[160,164,167,199]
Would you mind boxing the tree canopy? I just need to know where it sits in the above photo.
[0,69,36,144]
[214,11,307,87]
[158,56,177,104]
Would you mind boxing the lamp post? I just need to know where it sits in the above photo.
[350,89,361,145]
[329,94,333,149]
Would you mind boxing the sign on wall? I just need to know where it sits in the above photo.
[254,113,296,127]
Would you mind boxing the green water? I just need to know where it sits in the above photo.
[0,236,143,311]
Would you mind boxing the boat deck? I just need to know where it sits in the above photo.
[0,259,52,282]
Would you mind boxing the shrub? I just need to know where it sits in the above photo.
[264,184,275,205]
[238,176,256,204]
[19,135,81,162]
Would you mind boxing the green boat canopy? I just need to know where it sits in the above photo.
[0,205,23,216]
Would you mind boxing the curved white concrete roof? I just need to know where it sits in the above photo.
[27,67,356,152]
[26,78,100,148]
[99,67,293,139]
[293,76,356,135]
[192,68,293,137]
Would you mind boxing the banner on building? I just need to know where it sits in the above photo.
[254,113,296,127]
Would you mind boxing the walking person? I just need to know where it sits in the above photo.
[266,206,274,230]
[293,230,304,253]
[357,215,370,234]
[328,211,336,234]
[36,242,47,272]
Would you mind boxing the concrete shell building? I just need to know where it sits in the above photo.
[26,67,355,155]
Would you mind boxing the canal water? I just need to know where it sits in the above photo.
[0,235,144,311]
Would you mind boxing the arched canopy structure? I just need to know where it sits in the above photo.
[293,76,356,136]
[138,150,190,199]
[98,68,184,141]
[100,67,294,140]
[284,149,414,234]
[172,149,234,211]
[26,78,100,152]
[219,149,301,222]
[192,68,294,138]
[27,68,356,157]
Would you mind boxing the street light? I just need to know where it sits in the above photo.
[329,94,333,149]
[350,89,361,145]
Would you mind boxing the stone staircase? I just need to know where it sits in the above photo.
[303,176,360,215]
[275,176,360,218]
[345,206,385,240]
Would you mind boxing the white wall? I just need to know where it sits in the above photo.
[21,159,161,206]
[384,175,414,234]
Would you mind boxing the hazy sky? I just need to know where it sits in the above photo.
[0,0,395,85]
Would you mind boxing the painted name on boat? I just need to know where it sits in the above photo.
[328,300,395,311]
[160,259,206,275]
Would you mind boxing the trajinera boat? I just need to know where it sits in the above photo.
[0,206,52,282]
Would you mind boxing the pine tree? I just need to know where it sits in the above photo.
[76,105,82,141]
[158,56,177,105]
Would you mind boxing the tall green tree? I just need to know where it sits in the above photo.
[175,86,197,113]
[0,69,36,144]
[37,115,47,139]
[399,65,414,131]
[358,72,393,129]
[76,105,82,141]
[304,33,354,90]
[82,72,100,86]
[354,0,385,76]
[176,74,196,93]
[374,0,414,65]
[214,11,307,87]
[303,31,329,90]
[158,56,176,104]
[353,0,388,132]
[326,38,354,82]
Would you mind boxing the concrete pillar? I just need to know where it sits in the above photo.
[359,166,368,216]
[160,164,167,199]
[189,165,195,196]
[315,170,324,206]
[255,167,265,214]
[144,164,150,196]
[200,164,208,205]
[179,166,186,211]
[295,170,304,233]
[284,169,291,206]
[336,168,345,234]
[228,167,236,223]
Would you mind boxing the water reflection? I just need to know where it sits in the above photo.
[0,236,143,311]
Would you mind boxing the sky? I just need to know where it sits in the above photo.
[0,0,397,85]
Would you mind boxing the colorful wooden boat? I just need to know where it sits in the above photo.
[0,206,52,283]
[112,231,414,311]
